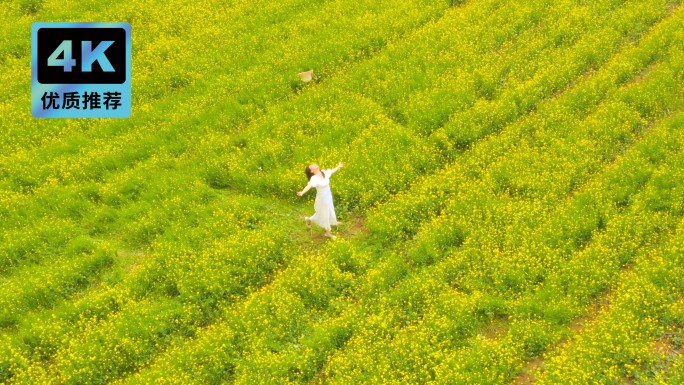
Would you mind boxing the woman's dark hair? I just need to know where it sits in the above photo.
[305,165,324,180]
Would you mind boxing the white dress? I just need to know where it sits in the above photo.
[307,169,339,230]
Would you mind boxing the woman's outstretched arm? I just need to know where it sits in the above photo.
[297,185,312,196]
[329,162,344,175]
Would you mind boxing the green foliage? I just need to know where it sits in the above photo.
[1,0,684,383]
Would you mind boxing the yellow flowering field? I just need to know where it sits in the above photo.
[1,0,684,383]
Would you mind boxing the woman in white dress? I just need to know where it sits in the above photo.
[296,162,344,238]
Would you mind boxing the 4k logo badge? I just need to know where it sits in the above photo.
[32,22,131,118]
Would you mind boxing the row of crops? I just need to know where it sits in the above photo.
[1,0,683,383]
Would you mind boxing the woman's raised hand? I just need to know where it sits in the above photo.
[296,191,304,196]
[337,162,344,168]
